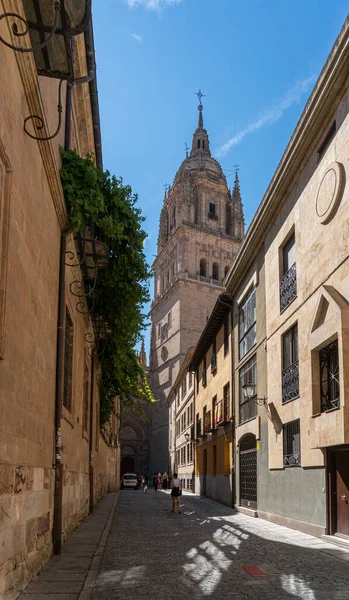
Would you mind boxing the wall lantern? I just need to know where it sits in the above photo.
[184,432,190,442]
[242,380,268,408]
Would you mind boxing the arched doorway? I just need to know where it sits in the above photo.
[121,457,135,477]
[239,435,257,509]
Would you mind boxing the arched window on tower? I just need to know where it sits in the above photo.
[194,197,199,224]
[212,263,219,280]
[172,206,176,229]
[202,140,205,150]
[200,259,207,278]
[208,199,216,220]
[224,266,230,278]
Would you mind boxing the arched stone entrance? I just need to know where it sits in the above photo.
[239,434,257,509]
[121,457,135,477]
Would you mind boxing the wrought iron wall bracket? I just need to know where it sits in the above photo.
[0,3,60,53]
[24,78,64,141]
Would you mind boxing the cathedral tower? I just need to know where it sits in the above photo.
[149,94,244,474]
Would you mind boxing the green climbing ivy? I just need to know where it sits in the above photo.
[60,148,154,425]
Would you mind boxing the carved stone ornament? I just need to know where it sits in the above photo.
[316,161,345,224]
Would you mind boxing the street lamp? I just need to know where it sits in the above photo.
[242,381,268,407]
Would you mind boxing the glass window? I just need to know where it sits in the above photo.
[283,324,298,368]
[209,199,216,219]
[320,339,340,412]
[283,233,296,275]
[239,287,256,359]
[223,383,230,421]
[283,419,301,467]
[212,263,219,280]
[63,308,74,412]
[224,313,229,355]
[239,355,257,424]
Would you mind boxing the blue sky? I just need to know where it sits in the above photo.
[93,0,348,356]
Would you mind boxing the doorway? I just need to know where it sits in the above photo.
[121,457,135,478]
[328,447,349,537]
[240,436,257,509]
[202,449,207,497]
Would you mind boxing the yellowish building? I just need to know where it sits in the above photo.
[168,348,195,491]
[189,294,234,506]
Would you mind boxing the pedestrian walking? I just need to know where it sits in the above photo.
[143,474,148,493]
[153,473,158,493]
[171,473,182,513]
[162,472,168,490]
[158,473,162,490]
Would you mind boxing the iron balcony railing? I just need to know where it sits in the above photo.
[280,262,297,313]
[283,453,301,467]
[282,360,299,404]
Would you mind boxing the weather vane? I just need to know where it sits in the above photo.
[195,89,205,108]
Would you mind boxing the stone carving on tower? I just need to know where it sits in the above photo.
[149,92,244,474]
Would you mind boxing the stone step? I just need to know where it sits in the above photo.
[321,534,349,550]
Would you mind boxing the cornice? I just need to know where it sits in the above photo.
[4,0,68,231]
[226,17,349,295]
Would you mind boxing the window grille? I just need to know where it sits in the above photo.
[280,234,297,313]
[320,339,340,411]
[282,324,299,403]
[283,419,301,467]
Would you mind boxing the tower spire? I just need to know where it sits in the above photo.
[231,166,244,241]
[191,89,210,156]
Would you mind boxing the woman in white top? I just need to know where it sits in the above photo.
[171,472,182,513]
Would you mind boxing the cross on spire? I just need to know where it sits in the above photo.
[195,88,205,108]
[185,142,189,157]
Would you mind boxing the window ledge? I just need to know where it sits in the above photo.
[62,407,74,428]
[238,416,256,427]
[282,395,300,405]
[324,406,341,414]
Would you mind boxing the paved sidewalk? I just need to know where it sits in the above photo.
[18,492,118,600]
[92,490,349,600]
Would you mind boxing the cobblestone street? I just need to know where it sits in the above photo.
[91,490,349,600]
[19,490,349,600]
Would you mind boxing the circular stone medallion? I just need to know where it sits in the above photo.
[316,161,344,224]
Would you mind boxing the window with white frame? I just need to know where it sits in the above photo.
[239,287,256,359]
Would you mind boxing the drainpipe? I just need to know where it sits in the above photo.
[89,353,95,513]
[53,70,74,555]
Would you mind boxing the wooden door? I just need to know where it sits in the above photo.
[335,450,349,537]
[202,449,207,496]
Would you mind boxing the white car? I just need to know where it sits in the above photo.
[121,473,138,489]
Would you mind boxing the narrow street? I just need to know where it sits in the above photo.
[21,491,349,600]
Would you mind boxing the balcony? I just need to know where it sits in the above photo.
[214,400,224,426]
[280,262,297,313]
[196,418,203,438]
[208,212,218,221]
[282,361,299,404]
[204,410,212,434]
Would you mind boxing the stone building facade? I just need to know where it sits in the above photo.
[119,340,152,478]
[188,294,234,506]
[168,347,195,491]
[226,17,349,539]
[149,101,244,475]
[0,4,119,598]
